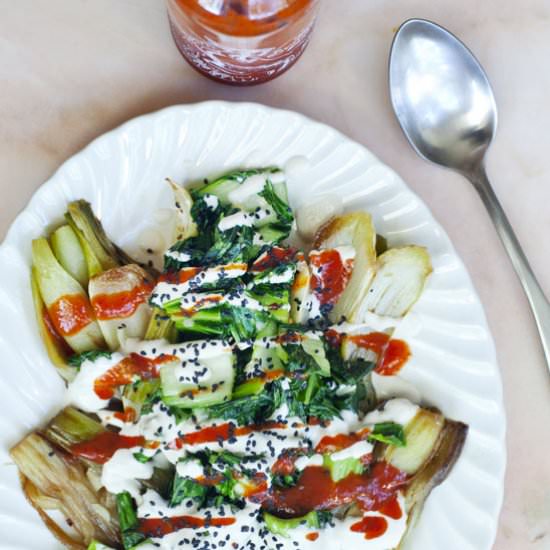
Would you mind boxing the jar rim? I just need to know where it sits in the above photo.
[167,0,318,37]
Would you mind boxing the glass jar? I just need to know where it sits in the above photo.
[166,0,320,85]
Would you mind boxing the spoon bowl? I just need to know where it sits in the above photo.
[389,19,497,172]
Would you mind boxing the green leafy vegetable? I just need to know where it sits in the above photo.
[271,471,300,489]
[164,235,213,271]
[123,379,161,420]
[170,474,208,507]
[170,306,226,338]
[327,344,378,414]
[116,492,147,549]
[206,450,243,467]
[160,345,235,408]
[368,422,406,447]
[169,468,244,510]
[304,386,343,421]
[133,452,153,463]
[190,194,222,229]
[207,380,284,425]
[323,454,364,482]
[144,308,177,341]
[87,541,116,550]
[166,294,279,344]
[143,467,175,502]
[284,375,341,423]
[233,378,266,398]
[263,510,323,537]
[315,510,334,528]
[167,405,193,424]
[116,492,139,531]
[67,349,112,368]
[195,168,280,204]
[205,223,260,266]
[217,469,239,500]
[223,306,270,343]
[245,285,291,324]
[250,261,296,286]
[140,384,163,416]
[258,179,293,229]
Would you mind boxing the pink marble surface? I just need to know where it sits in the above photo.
[1,1,550,548]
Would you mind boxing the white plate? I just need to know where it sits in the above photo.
[0,101,505,550]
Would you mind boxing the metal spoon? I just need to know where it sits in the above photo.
[389,18,550,372]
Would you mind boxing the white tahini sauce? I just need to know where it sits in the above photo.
[203,194,219,210]
[164,250,192,263]
[101,447,154,499]
[150,263,248,307]
[218,210,255,231]
[364,398,419,427]
[67,353,124,413]
[295,454,324,470]
[331,440,374,461]
[217,208,272,232]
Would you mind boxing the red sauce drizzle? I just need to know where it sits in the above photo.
[349,332,390,355]
[247,369,286,389]
[324,328,343,348]
[306,532,319,541]
[309,249,353,306]
[191,470,268,500]
[291,268,309,293]
[70,432,145,464]
[41,305,74,356]
[271,449,307,476]
[263,369,285,381]
[174,421,286,448]
[138,515,236,537]
[315,433,361,453]
[179,294,223,316]
[94,353,167,400]
[350,516,388,540]
[306,417,327,427]
[260,462,407,517]
[251,247,296,271]
[376,339,411,376]
[159,267,201,284]
[378,495,402,519]
[349,332,411,376]
[91,282,153,320]
[48,294,94,336]
[114,407,137,423]
[241,473,269,498]
[276,331,303,344]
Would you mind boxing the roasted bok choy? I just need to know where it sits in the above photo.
[11,166,467,550]
[313,213,432,323]
[30,198,160,378]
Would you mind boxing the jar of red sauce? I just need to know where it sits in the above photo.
[166,0,320,85]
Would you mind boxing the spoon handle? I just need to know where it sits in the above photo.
[468,166,550,371]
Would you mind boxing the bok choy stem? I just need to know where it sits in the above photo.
[10,433,120,547]
[30,267,75,382]
[32,237,106,353]
[43,406,106,452]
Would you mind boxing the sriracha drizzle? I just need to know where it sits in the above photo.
[48,294,94,336]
